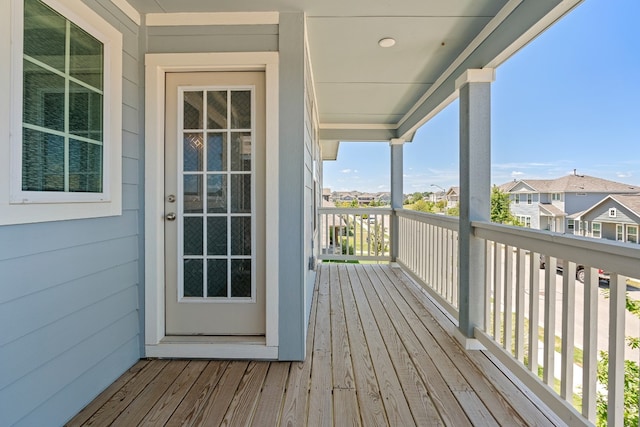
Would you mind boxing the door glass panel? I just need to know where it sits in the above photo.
[231,259,251,297]
[183,91,203,129]
[183,217,203,255]
[207,174,227,213]
[230,132,251,171]
[184,259,203,297]
[231,217,251,255]
[230,91,251,129]
[183,133,203,171]
[207,90,227,129]
[178,87,253,301]
[207,259,227,297]
[231,174,251,213]
[207,133,226,171]
[183,175,203,213]
[207,217,227,255]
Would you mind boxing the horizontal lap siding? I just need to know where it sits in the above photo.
[0,1,143,426]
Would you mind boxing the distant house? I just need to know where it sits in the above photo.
[571,194,640,244]
[446,186,460,209]
[499,173,639,232]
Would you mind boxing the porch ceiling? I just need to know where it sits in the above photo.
[128,0,581,153]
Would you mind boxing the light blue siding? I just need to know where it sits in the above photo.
[147,24,278,53]
[0,0,143,425]
[278,12,307,361]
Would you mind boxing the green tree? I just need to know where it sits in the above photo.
[490,186,520,225]
[413,199,434,213]
[447,204,460,216]
[595,292,640,426]
[412,192,424,202]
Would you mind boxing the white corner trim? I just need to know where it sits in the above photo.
[486,0,584,68]
[389,138,406,146]
[455,68,496,89]
[454,328,486,350]
[319,123,398,130]
[144,51,279,356]
[146,12,279,27]
[398,0,522,128]
[146,343,278,360]
[110,0,141,26]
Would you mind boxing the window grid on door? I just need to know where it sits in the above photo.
[179,87,254,301]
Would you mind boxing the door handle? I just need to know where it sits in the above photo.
[166,212,176,221]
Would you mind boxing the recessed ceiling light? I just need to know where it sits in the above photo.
[378,37,396,48]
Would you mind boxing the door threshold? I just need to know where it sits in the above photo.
[161,335,266,345]
[146,337,277,359]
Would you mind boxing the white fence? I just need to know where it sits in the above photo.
[318,208,392,262]
[396,210,459,317]
[318,207,640,426]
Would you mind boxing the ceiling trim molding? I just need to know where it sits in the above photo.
[319,123,397,130]
[146,11,279,26]
[486,0,584,68]
[397,0,522,129]
[110,0,141,25]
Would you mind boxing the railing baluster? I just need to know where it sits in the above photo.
[608,273,625,427]
[485,240,493,334]
[582,267,598,422]
[493,243,503,340]
[560,260,575,400]
[528,251,540,374]
[503,245,513,352]
[543,256,557,387]
[452,231,458,308]
[515,248,526,362]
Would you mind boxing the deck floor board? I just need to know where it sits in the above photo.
[67,264,561,427]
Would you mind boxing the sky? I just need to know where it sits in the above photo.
[323,0,640,194]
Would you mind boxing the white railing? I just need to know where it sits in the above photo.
[473,222,640,426]
[318,207,392,261]
[396,210,459,317]
[319,206,640,425]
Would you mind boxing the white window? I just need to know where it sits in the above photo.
[514,194,521,204]
[617,224,624,241]
[527,194,533,205]
[627,225,638,244]
[552,193,561,201]
[592,222,601,238]
[567,219,575,234]
[609,208,617,218]
[1,0,122,225]
[516,215,531,228]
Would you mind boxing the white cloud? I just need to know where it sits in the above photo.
[341,169,352,174]
[511,171,524,177]
[616,172,633,178]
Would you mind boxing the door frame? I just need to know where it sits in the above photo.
[144,52,279,359]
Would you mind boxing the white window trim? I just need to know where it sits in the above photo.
[609,208,617,218]
[592,222,602,238]
[1,0,122,225]
[144,52,279,359]
[627,225,638,244]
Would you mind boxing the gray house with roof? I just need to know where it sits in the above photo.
[572,194,640,244]
[499,173,639,232]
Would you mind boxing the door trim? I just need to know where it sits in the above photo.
[144,52,279,359]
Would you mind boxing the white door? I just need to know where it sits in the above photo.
[164,72,266,336]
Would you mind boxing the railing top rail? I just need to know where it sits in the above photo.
[396,209,459,231]
[318,207,393,215]
[472,220,640,279]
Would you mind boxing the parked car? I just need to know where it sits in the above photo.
[539,255,610,284]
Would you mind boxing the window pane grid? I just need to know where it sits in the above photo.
[22,0,104,193]
[180,88,253,300]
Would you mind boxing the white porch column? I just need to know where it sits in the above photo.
[390,138,405,261]
[456,69,494,345]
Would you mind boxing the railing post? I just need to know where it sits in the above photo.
[390,138,405,262]
[456,69,494,346]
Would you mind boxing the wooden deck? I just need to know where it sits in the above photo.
[67,263,561,426]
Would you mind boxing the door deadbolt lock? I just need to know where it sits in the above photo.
[166,212,176,221]
[167,194,176,203]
